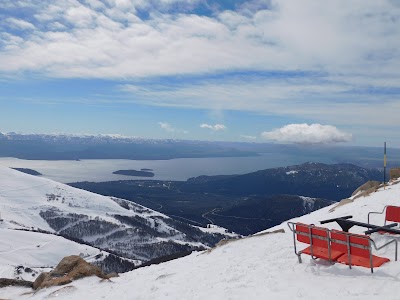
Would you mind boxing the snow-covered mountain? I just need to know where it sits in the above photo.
[0,132,256,160]
[0,166,232,266]
[0,131,164,144]
[3,173,400,299]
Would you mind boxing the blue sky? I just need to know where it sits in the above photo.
[0,0,400,146]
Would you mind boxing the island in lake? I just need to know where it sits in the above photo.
[113,169,155,177]
[12,168,43,176]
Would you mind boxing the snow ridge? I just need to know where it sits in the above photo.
[0,166,232,264]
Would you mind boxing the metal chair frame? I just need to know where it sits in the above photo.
[330,230,398,273]
[368,205,400,227]
[287,222,333,264]
[287,221,398,273]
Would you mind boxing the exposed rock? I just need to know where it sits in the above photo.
[105,272,119,279]
[0,278,33,288]
[390,168,400,180]
[33,273,71,290]
[254,228,285,237]
[329,181,383,212]
[329,198,354,212]
[351,181,382,199]
[33,255,108,290]
[33,273,49,290]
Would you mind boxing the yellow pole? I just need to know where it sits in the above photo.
[384,142,387,189]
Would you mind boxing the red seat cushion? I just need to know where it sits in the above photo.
[336,254,389,268]
[386,206,400,223]
[301,246,345,261]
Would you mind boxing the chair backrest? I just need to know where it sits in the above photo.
[295,223,329,248]
[331,229,370,258]
[385,205,400,222]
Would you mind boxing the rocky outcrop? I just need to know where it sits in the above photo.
[351,181,382,199]
[0,278,33,288]
[33,255,108,290]
[390,168,400,180]
[329,180,383,212]
[329,198,354,212]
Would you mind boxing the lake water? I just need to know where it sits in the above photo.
[0,153,335,183]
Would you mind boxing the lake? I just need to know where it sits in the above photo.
[0,153,335,183]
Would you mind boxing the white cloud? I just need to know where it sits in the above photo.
[261,123,352,144]
[64,5,97,27]
[158,122,175,132]
[0,1,37,9]
[158,122,188,134]
[6,18,35,30]
[117,75,400,129]
[240,135,257,140]
[200,124,226,131]
[0,0,399,81]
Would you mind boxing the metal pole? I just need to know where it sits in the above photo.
[384,142,387,189]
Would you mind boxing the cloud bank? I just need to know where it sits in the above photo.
[240,135,257,140]
[261,124,352,144]
[158,122,188,134]
[200,124,226,131]
[158,122,175,132]
[0,0,399,81]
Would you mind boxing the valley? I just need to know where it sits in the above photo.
[70,162,382,235]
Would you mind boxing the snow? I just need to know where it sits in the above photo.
[0,165,139,230]
[198,224,238,237]
[0,166,232,265]
[0,164,181,231]
[286,170,298,175]
[0,228,103,282]
[299,195,317,211]
[0,229,100,268]
[2,167,400,299]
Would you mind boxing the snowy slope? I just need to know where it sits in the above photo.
[0,166,138,231]
[0,166,231,263]
[0,228,99,268]
[3,177,400,299]
[0,227,107,282]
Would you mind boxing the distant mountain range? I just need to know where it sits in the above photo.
[0,132,256,160]
[181,162,383,200]
[1,132,399,169]
[70,162,381,235]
